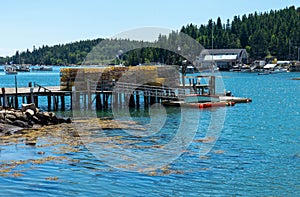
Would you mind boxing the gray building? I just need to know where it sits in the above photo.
[197,49,248,71]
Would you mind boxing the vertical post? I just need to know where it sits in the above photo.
[83,94,86,109]
[48,95,52,111]
[112,92,117,107]
[61,95,65,111]
[70,93,73,110]
[73,86,77,110]
[182,63,186,91]
[9,97,13,107]
[14,76,18,108]
[106,94,109,108]
[136,91,140,108]
[210,76,216,95]
[1,88,6,108]
[96,93,102,110]
[55,96,59,111]
[144,91,148,107]
[119,93,122,106]
[30,87,34,104]
[150,95,155,105]
[53,95,57,111]
[34,96,39,108]
[87,80,91,110]
[129,94,135,108]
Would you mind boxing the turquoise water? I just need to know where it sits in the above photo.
[0,69,300,196]
[0,66,61,87]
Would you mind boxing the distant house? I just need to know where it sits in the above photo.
[197,49,248,71]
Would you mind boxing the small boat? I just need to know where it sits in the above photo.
[5,66,18,74]
[16,64,30,72]
[258,72,270,75]
[229,65,242,72]
[185,94,220,103]
[32,65,53,71]
[181,101,235,108]
[162,94,235,108]
[270,68,288,74]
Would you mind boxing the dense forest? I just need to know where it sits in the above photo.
[181,5,300,60]
[1,39,103,65]
[1,6,299,65]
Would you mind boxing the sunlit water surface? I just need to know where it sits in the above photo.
[0,68,300,196]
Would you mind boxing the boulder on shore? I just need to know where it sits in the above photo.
[0,104,72,135]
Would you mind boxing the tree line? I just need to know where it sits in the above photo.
[1,6,299,65]
[181,6,300,60]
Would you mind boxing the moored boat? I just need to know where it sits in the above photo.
[181,101,235,108]
[32,65,53,71]
[4,66,18,74]
[162,94,236,108]
[16,64,30,72]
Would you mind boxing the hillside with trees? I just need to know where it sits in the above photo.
[181,5,300,60]
[2,39,103,65]
[1,6,299,65]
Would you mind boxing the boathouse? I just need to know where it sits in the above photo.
[198,49,248,71]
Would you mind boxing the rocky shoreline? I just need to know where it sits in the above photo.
[0,104,71,135]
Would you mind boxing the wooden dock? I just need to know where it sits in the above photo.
[0,84,71,111]
[0,80,214,111]
[0,69,221,111]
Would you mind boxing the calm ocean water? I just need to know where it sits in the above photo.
[0,67,299,196]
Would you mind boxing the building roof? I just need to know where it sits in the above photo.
[204,55,238,61]
[205,49,246,55]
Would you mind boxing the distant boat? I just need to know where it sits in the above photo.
[270,68,288,74]
[258,71,270,75]
[5,66,18,74]
[32,65,53,71]
[229,65,242,72]
[16,64,30,72]
[258,68,288,75]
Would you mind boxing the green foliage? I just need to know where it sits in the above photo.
[180,6,300,60]
[3,39,103,65]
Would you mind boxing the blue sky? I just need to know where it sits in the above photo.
[0,0,298,57]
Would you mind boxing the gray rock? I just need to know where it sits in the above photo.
[51,116,59,124]
[5,114,17,121]
[13,120,29,128]
[32,116,41,124]
[26,109,35,116]
[0,119,6,124]
[5,118,14,125]
[21,103,36,112]
[0,123,23,136]
[14,112,27,121]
